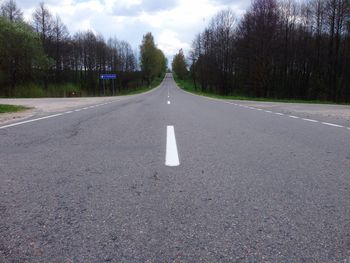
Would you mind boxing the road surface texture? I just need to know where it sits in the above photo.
[1,74,350,262]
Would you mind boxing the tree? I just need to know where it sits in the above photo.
[0,0,23,22]
[187,0,350,102]
[140,32,166,85]
[52,15,69,82]
[0,17,49,95]
[140,32,157,84]
[32,2,53,51]
[172,49,188,79]
[0,1,145,97]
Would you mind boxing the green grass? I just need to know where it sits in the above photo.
[6,83,82,98]
[0,104,29,114]
[3,77,164,98]
[175,77,349,105]
[118,74,165,96]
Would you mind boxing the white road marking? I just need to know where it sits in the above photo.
[302,118,318,123]
[321,122,344,128]
[83,107,89,110]
[0,113,64,130]
[256,108,262,111]
[0,86,163,130]
[177,85,350,132]
[167,101,170,105]
[165,126,180,167]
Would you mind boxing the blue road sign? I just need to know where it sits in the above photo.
[100,74,117,80]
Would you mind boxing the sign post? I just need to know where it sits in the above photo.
[100,74,117,96]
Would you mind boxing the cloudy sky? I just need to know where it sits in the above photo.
[9,0,250,59]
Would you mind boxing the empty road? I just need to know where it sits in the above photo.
[1,74,350,262]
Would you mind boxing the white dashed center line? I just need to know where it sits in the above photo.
[165,126,180,167]
[167,101,171,105]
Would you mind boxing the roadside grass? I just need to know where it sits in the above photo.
[4,83,82,98]
[0,104,30,114]
[2,76,164,98]
[118,74,165,96]
[175,77,349,105]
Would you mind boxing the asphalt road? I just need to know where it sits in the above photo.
[1,74,350,262]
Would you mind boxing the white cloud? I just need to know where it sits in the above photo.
[15,0,249,59]
[157,30,190,56]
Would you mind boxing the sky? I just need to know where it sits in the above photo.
[8,0,250,60]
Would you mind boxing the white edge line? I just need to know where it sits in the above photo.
[165,125,180,167]
[175,83,350,132]
[0,81,167,131]
[321,122,344,128]
[302,118,318,123]
[0,113,63,130]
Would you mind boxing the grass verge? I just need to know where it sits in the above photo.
[0,104,30,114]
[5,83,82,98]
[175,77,349,105]
[118,75,165,96]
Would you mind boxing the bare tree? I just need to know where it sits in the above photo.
[1,0,23,22]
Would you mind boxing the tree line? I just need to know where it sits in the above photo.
[173,0,350,102]
[0,0,166,97]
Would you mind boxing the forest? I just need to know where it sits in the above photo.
[172,0,350,103]
[0,0,166,97]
